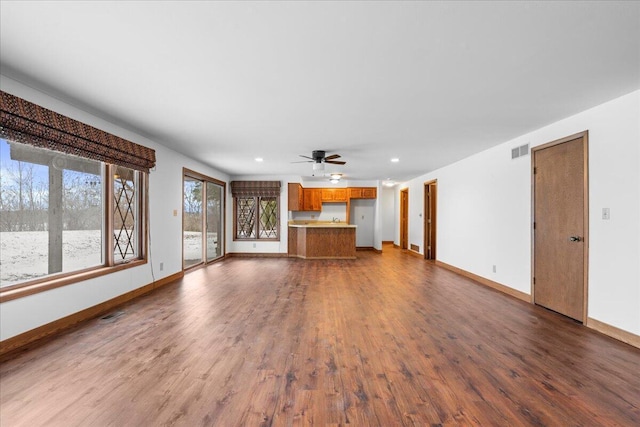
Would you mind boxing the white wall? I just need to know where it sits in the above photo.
[292,203,348,222]
[0,76,230,341]
[380,187,396,242]
[400,90,640,336]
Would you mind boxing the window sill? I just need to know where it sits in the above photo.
[0,259,147,303]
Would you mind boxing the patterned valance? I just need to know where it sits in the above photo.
[0,91,156,172]
[231,181,281,197]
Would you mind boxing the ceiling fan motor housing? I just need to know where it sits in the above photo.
[312,150,326,162]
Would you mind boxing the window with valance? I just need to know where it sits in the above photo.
[0,91,155,301]
[231,181,281,241]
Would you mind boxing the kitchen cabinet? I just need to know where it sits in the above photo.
[289,184,376,211]
[321,188,348,202]
[288,183,304,211]
[303,188,322,211]
[288,223,356,259]
[349,187,377,199]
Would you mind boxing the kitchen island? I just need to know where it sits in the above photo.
[288,222,357,259]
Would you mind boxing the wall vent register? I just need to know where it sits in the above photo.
[511,143,530,159]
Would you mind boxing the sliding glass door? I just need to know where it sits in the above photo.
[183,169,225,269]
[206,181,223,261]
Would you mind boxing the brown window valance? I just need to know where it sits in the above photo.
[231,181,281,197]
[0,91,156,172]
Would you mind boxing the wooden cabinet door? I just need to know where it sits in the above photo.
[333,188,348,201]
[349,188,363,199]
[321,188,334,202]
[288,183,303,211]
[361,188,377,199]
[322,188,348,202]
[349,187,376,199]
[303,189,321,211]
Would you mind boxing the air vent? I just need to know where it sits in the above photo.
[100,311,124,322]
[511,143,530,159]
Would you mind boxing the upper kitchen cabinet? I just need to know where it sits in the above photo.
[321,188,348,202]
[303,188,322,211]
[288,183,304,211]
[288,183,322,211]
[349,187,377,199]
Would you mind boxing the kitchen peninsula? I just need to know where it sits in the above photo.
[288,222,357,259]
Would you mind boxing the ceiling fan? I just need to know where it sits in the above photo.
[293,150,346,175]
[294,150,346,165]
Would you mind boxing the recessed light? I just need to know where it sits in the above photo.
[255,157,264,162]
[391,158,399,163]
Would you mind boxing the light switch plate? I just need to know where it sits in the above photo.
[602,208,610,220]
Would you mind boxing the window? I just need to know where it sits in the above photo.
[0,91,155,300]
[183,169,225,269]
[112,165,143,262]
[231,181,281,241]
[0,139,147,291]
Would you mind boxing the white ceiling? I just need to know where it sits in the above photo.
[1,1,638,182]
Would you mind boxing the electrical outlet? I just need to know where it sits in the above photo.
[253,243,256,248]
[602,208,610,220]
[173,209,178,217]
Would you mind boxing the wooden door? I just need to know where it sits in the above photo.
[400,189,408,249]
[424,180,437,260]
[533,133,588,322]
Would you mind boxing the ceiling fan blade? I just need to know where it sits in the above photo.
[299,155,314,160]
[324,154,341,161]
[325,160,346,165]
[291,160,313,163]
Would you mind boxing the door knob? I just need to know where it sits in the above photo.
[569,236,582,242]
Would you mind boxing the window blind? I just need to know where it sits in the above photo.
[230,181,281,197]
[0,91,156,172]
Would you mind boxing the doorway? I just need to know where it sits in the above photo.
[400,188,408,249]
[532,132,588,322]
[423,180,437,260]
[183,168,226,270]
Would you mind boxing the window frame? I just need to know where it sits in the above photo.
[233,194,280,242]
[0,144,149,303]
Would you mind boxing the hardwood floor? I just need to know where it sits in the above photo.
[1,246,639,426]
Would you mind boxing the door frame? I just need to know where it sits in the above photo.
[400,188,409,249]
[531,131,589,323]
[183,167,227,271]
[423,179,437,260]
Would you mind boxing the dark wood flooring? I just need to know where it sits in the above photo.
[1,246,639,426]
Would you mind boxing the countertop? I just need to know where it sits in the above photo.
[288,221,357,228]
